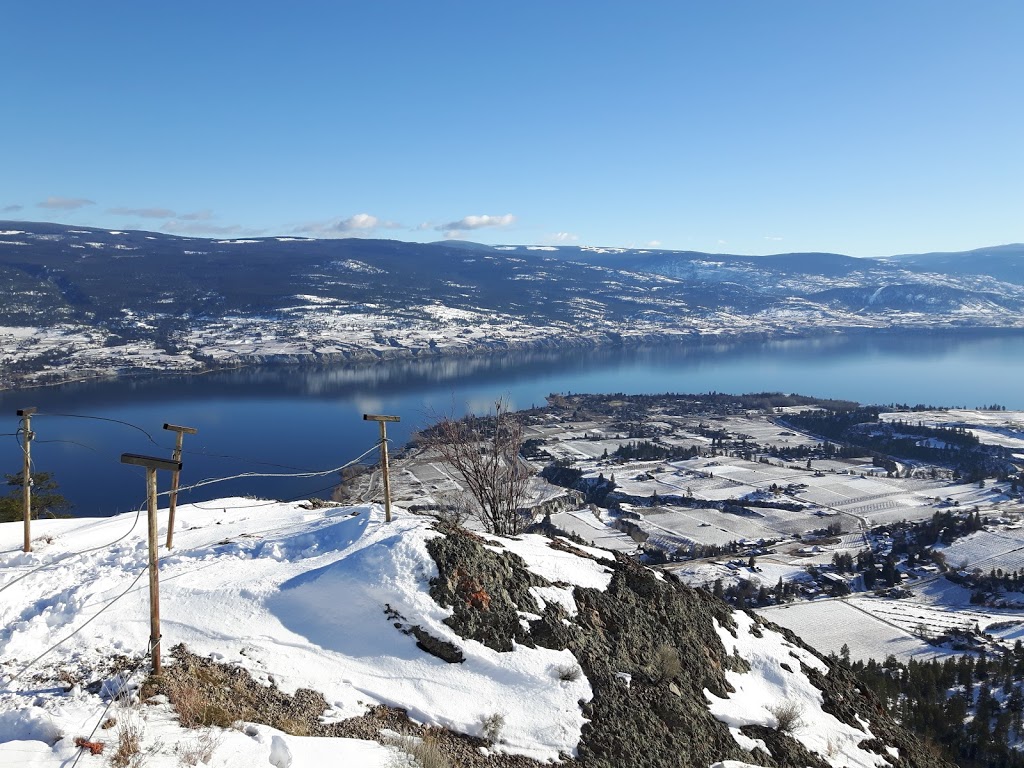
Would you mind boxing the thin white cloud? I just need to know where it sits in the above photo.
[646,240,662,248]
[764,235,784,242]
[297,213,403,236]
[161,219,263,237]
[337,213,382,231]
[438,214,516,232]
[2,204,23,212]
[548,232,579,243]
[179,209,214,221]
[109,207,177,218]
[37,196,95,210]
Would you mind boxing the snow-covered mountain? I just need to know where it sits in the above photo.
[2,221,1022,388]
[0,499,951,767]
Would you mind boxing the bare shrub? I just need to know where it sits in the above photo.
[652,643,682,683]
[109,719,144,768]
[332,464,370,503]
[432,491,474,529]
[175,729,221,766]
[420,399,533,536]
[165,676,236,729]
[554,663,582,682]
[769,700,805,733]
[384,732,451,768]
[479,712,505,745]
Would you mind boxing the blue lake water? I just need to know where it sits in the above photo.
[1,331,1022,517]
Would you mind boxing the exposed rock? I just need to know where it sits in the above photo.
[425,527,955,768]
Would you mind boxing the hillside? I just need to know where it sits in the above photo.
[0,499,951,767]
[2,222,1024,388]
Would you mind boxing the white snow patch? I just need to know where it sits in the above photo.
[482,533,614,590]
[706,612,890,767]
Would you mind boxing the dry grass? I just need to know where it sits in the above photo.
[144,646,322,737]
[109,719,144,768]
[555,663,582,682]
[652,643,683,683]
[163,675,240,730]
[385,732,452,768]
[175,729,221,766]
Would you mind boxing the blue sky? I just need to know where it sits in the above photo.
[2,1,1021,256]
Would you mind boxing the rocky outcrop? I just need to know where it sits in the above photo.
[426,525,955,768]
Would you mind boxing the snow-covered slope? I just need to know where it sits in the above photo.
[0,500,949,767]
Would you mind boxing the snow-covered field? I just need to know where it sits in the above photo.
[758,601,951,664]
[939,528,1024,571]
[880,409,1024,450]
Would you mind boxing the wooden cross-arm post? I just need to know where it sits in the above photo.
[363,414,400,523]
[16,408,36,553]
[120,453,182,674]
[162,423,198,549]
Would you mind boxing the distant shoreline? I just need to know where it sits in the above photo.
[4,324,1024,397]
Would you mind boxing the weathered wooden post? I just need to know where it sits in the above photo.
[17,408,36,553]
[162,423,198,549]
[363,414,400,523]
[120,453,182,674]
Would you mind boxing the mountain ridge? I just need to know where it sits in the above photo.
[2,221,1023,389]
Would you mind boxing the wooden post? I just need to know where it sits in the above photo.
[363,414,400,523]
[17,408,36,553]
[163,423,198,549]
[120,453,182,674]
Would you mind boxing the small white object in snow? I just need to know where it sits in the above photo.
[269,734,293,767]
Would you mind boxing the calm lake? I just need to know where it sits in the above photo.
[2,330,1023,517]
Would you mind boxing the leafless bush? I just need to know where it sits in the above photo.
[175,729,221,766]
[432,491,475,528]
[109,719,144,768]
[421,399,533,536]
[651,643,682,683]
[769,700,805,733]
[384,732,452,768]
[554,663,582,682]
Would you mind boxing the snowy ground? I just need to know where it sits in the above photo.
[0,500,608,766]
[0,494,920,768]
[708,612,895,768]
[757,600,955,664]
[939,528,1024,572]
[879,409,1024,450]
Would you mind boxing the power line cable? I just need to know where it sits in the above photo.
[34,412,162,447]
[7,566,148,687]
[178,446,306,471]
[0,502,146,596]
[161,442,383,499]
[32,438,99,453]
[68,639,159,768]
